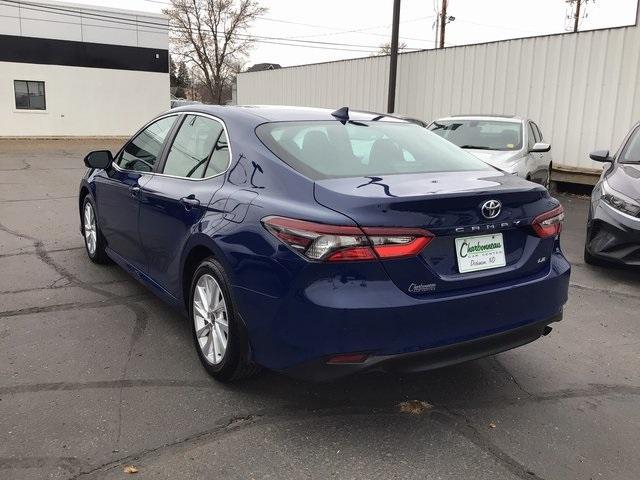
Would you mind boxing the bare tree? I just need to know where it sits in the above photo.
[378,41,408,55]
[167,0,267,104]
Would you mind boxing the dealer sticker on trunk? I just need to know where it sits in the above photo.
[455,233,507,273]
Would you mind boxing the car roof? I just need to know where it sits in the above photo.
[168,104,411,124]
[434,114,525,123]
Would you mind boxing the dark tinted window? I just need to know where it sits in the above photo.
[14,80,45,110]
[204,130,230,177]
[117,116,176,172]
[620,126,640,163]
[429,119,523,151]
[257,121,491,180]
[163,115,223,178]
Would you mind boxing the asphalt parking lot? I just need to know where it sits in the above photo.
[1,138,639,480]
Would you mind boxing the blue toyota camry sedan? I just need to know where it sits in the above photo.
[78,105,570,381]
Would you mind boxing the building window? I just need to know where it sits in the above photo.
[14,80,46,110]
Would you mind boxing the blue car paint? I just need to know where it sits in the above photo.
[79,105,570,374]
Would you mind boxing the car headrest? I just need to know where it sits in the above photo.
[302,130,333,165]
[368,139,403,170]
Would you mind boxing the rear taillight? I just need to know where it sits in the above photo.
[531,205,564,238]
[262,216,433,262]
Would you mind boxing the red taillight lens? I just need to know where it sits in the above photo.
[262,216,433,262]
[531,205,564,238]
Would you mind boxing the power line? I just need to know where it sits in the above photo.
[0,11,168,34]
[141,0,434,44]
[455,18,540,34]
[1,0,170,29]
[3,0,428,52]
[2,0,417,54]
[282,16,436,43]
[3,0,436,53]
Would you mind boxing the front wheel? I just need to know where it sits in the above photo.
[82,196,110,264]
[189,258,260,381]
[543,165,552,190]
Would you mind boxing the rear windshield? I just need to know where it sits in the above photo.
[256,121,492,180]
[428,119,523,151]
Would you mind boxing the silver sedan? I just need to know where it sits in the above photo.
[428,115,552,188]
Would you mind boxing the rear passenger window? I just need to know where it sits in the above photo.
[163,115,223,178]
[117,116,176,172]
[204,130,230,177]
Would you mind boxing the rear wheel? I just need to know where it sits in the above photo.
[189,258,260,381]
[82,196,109,264]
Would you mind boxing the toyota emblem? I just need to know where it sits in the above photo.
[481,200,502,219]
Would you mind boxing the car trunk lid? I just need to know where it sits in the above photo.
[314,170,560,296]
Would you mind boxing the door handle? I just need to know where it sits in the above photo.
[180,195,201,210]
[129,185,140,197]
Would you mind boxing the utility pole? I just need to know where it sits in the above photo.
[571,0,582,32]
[439,0,447,49]
[433,2,439,49]
[387,0,401,113]
[567,0,591,33]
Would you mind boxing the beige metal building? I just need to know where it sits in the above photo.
[237,7,640,184]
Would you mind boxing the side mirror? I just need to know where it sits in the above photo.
[530,142,551,153]
[84,150,113,169]
[589,149,611,163]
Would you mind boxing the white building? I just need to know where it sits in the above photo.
[0,0,169,137]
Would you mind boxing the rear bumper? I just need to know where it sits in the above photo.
[282,312,562,381]
[586,201,640,266]
[236,252,571,374]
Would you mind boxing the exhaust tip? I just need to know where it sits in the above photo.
[543,326,553,336]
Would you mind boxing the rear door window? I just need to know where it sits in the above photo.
[117,116,176,172]
[162,115,224,178]
[204,130,230,177]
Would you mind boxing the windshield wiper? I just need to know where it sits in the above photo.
[459,145,495,150]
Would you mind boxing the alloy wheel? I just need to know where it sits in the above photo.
[193,274,229,365]
[83,202,97,256]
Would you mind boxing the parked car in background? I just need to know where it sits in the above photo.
[170,98,203,109]
[79,105,569,382]
[585,123,640,267]
[428,115,552,188]
[394,114,429,128]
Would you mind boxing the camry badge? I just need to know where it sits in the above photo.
[481,200,502,219]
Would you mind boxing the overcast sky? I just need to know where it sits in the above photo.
[74,0,638,67]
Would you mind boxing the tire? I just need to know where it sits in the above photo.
[81,196,110,264]
[543,165,552,190]
[189,258,260,382]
